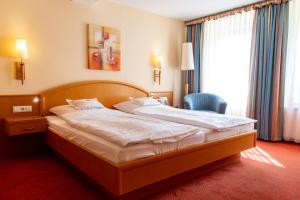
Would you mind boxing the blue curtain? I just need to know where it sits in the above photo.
[186,24,202,94]
[248,2,289,141]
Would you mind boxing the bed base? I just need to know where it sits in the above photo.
[121,153,241,199]
[47,130,256,198]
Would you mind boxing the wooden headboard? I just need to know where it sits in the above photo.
[40,80,150,116]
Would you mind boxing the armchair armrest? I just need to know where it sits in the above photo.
[184,96,194,110]
[213,97,227,114]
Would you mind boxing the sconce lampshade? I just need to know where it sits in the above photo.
[16,39,28,59]
[153,55,163,70]
[181,42,194,71]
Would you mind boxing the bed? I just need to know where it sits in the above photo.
[40,80,256,199]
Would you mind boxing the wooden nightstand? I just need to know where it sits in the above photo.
[4,116,48,136]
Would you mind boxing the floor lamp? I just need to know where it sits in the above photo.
[181,42,195,96]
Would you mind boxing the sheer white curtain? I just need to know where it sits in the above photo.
[284,0,300,143]
[202,11,254,116]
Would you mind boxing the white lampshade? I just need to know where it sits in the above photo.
[153,55,163,69]
[181,42,194,70]
[16,39,28,59]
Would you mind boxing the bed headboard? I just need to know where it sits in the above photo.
[40,80,149,116]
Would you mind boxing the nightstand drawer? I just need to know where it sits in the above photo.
[4,116,48,136]
[7,122,48,136]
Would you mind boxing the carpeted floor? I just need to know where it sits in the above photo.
[0,141,299,200]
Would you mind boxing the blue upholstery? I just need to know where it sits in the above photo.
[184,93,227,114]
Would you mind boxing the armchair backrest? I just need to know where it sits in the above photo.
[184,93,227,114]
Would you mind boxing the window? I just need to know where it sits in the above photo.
[201,11,254,116]
[283,0,300,142]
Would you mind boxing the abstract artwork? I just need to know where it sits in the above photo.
[87,24,121,71]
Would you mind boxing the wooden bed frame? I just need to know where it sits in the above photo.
[40,80,256,198]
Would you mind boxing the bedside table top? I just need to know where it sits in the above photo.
[5,116,47,125]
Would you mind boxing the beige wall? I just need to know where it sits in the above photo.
[0,0,184,106]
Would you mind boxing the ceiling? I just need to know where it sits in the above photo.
[71,0,98,5]
[109,0,262,21]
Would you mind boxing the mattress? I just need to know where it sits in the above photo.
[46,116,254,164]
[200,123,254,142]
[47,116,205,164]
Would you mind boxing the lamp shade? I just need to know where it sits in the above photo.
[153,55,163,69]
[181,42,194,70]
[16,39,28,59]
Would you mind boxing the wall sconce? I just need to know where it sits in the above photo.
[152,55,163,85]
[15,39,28,85]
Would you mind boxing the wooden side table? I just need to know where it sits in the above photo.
[4,116,48,136]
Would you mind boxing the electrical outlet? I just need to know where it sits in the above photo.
[13,106,32,113]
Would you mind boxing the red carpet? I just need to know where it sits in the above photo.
[0,141,299,200]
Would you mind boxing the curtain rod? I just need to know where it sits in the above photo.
[185,0,289,26]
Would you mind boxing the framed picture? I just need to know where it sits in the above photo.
[87,24,121,71]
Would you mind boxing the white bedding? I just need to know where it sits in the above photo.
[47,116,206,164]
[115,103,256,131]
[61,109,200,147]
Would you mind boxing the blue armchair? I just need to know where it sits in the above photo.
[184,93,227,114]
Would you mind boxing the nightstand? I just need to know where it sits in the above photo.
[4,116,48,136]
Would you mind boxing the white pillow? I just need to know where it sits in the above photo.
[113,101,140,113]
[49,105,77,117]
[132,97,161,106]
[66,98,104,110]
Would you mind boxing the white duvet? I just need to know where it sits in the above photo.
[61,109,200,147]
[129,105,256,131]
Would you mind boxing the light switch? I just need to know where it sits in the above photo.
[13,106,32,113]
